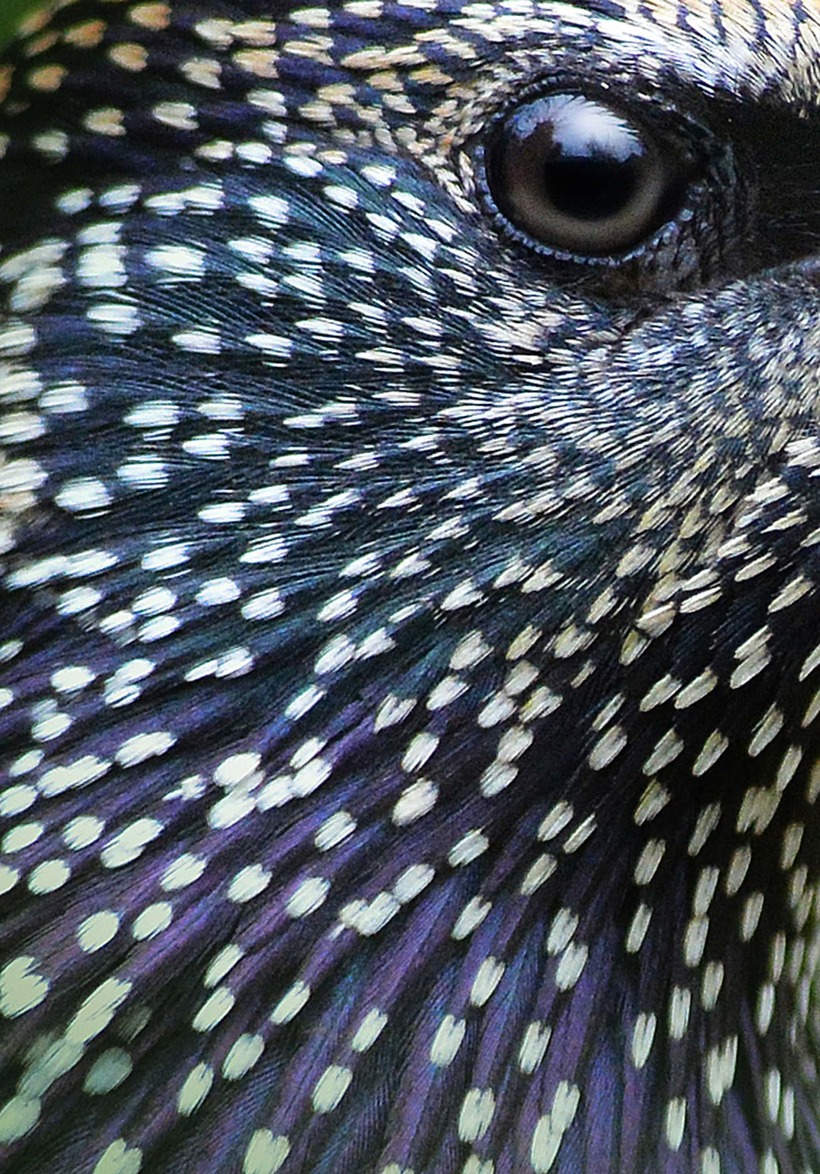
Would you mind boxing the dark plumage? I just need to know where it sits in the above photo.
[1,1,819,1171]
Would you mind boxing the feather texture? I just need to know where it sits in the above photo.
[1,1,820,1171]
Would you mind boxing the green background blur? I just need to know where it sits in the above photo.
[0,1,53,48]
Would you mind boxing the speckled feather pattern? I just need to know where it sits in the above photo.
[0,1,819,1172]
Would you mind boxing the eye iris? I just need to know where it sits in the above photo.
[488,93,672,256]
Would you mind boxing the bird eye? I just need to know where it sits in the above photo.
[484,93,691,257]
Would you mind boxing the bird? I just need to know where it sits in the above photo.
[0,0,819,1170]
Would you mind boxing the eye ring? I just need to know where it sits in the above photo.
[483,91,694,260]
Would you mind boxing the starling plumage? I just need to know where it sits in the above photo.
[1,0,819,1170]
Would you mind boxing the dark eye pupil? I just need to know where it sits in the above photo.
[541,155,641,222]
[486,93,678,257]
